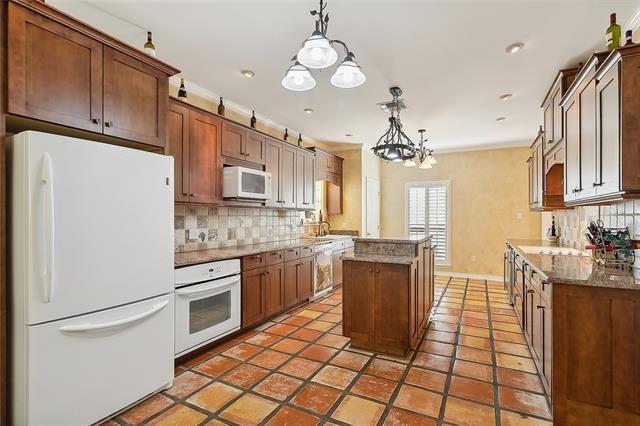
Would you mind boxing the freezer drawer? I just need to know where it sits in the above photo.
[14,294,174,426]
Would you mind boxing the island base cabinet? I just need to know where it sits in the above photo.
[343,260,420,357]
[553,283,640,425]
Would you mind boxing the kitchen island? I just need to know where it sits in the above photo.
[505,239,640,425]
[342,236,435,356]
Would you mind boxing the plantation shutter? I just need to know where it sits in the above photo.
[406,182,450,265]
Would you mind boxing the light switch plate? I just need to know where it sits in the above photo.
[516,212,523,220]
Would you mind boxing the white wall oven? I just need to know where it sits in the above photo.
[223,166,272,200]
[174,259,241,356]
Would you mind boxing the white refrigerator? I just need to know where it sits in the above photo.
[9,131,175,425]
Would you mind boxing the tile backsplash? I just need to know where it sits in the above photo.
[551,200,640,249]
[174,205,315,252]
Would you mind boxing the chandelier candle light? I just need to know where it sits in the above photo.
[282,0,365,91]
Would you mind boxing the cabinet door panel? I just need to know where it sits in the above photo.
[221,122,245,161]
[281,145,297,208]
[374,263,409,350]
[343,262,375,345]
[265,263,285,316]
[245,131,266,165]
[296,151,306,209]
[8,4,103,132]
[265,140,282,207]
[596,65,621,196]
[553,88,564,145]
[304,154,316,208]
[189,111,221,204]
[578,80,597,199]
[332,249,344,286]
[417,243,425,331]
[284,260,299,308]
[103,47,167,147]
[167,102,190,203]
[299,256,314,302]
[535,144,544,207]
[532,292,543,362]
[544,103,554,145]
[543,301,552,393]
[564,98,580,201]
[242,268,265,327]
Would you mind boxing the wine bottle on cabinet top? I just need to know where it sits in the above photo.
[606,13,621,51]
[218,97,225,116]
[144,31,156,57]
[250,111,257,128]
[625,30,634,46]
[284,128,289,141]
[178,78,187,101]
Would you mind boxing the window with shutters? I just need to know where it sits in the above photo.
[405,181,451,266]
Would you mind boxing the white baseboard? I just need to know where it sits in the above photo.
[435,271,503,282]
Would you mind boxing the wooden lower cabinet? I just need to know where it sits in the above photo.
[343,259,430,356]
[553,283,640,424]
[241,267,266,328]
[242,250,314,327]
[264,263,285,316]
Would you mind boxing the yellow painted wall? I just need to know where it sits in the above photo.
[326,148,362,232]
[380,146,541,276]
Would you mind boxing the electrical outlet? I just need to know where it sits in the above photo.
[516,212,523,220]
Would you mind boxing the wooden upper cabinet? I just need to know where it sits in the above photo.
[564,93,580,203]
[541,66,579,151]
[245,131,266,165]
[8,3,103,132]
[595,61,620,197]
[167,102,190,203]
[281,145,297,208]
[221,122,245,161]
[296,150,315,209]
[265,139,283,207]
[7,2,179,148]
[188,111,221,204]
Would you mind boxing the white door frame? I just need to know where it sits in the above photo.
[364,177,380,238]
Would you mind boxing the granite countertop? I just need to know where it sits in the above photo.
[175,239,324,267]
[507,239,640,291]
[341,252,415,265]
[354,235,433,245]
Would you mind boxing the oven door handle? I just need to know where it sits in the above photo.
[175,275,240,297]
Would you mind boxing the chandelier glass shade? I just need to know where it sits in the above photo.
[281,61,316,91]
[283,0,364,91]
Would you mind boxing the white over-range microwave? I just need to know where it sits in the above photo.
[223,166,272,200]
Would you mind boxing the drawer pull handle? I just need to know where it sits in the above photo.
[537,305,544,310]
[60,300,169,332]
[91,117,101,124]
[105,121,113,127]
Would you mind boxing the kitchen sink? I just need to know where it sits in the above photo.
[518,245,590,257]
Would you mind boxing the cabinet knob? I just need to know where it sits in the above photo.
[91,117,101,124]
[368,268,373,272]
[104,121,113,127]
[536,305,544,310]
[527,289,534,294]
[375,269,380,273]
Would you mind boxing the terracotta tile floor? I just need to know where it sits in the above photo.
[105,277,553,425]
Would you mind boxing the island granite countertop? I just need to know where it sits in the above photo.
[341,235,432,264]
[341,252,415,265]
[507,239,640,291]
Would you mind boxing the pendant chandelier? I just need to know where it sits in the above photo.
[282,0,365,91]
[409,129,438,169]
[372,87,416,162]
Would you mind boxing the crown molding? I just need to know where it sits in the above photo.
[169,76,318,145]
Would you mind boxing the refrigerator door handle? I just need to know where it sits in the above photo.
[59,300,169,332]
[41,152,55,303]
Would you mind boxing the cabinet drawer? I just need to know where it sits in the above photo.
[242,253,266,270]
[266,250,284,266]
[300,245,314,258]
[284,247,301,262]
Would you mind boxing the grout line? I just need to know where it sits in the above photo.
[486,278,503,426]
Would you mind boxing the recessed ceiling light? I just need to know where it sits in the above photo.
[241,69,255,78]
[505,42,524,54]
[499,93,513,101]
[304,108,314,114]
[496,116,507,122]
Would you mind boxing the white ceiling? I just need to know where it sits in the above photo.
[51,0,640,151]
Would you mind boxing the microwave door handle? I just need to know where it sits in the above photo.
[59,300,169,332]
[175,275,240,297]
[41,152,55,303]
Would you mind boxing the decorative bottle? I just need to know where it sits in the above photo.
[298,133,303,147]
[625,30,634,46]
[606,13,621,51]
[218,97,225,116]
[177,78,187,101]
[144,31,156,57]
[250,111,256,128]
[284,128,289,141]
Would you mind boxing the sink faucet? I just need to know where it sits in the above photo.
[317,221,331,237]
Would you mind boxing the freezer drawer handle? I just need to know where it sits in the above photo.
[59,300,169,332]
[41,152,55,303]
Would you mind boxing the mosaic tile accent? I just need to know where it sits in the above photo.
[174,206,316,252]
[108,277,553,425]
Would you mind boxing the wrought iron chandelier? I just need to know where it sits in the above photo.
[282,0,365,91]
[372,87,416,162]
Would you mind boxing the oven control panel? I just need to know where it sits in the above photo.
[175,258,241,288]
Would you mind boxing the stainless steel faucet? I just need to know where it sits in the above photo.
[317,220,331,237]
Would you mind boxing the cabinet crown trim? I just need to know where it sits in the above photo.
[559,55,600,107]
